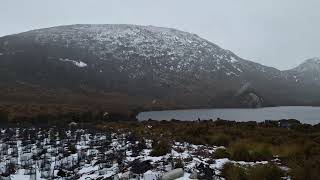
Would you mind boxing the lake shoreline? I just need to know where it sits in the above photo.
[137,106,320,125]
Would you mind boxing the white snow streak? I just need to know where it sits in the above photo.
[59,58,87,67]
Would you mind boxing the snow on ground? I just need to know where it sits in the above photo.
[0,128,288,179]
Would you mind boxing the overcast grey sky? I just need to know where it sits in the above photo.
[1,0,320,70]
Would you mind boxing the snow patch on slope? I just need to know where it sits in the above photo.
[24,24,248,76]
[230,56,238,63]
[59,58,87,67]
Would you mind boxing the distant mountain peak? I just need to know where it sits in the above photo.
[304,57,320,63]
[294,57,320,72]
[284,57,320,84]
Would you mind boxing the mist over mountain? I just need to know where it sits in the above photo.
[0,24,319,115]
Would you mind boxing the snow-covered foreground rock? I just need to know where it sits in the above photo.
[0,128,288,179]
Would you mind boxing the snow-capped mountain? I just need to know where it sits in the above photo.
[283,57,320,84]
[0,24,319,111]
[0,24,282,79]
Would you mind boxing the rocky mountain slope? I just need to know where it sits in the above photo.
[0,24,319,115]
[283,57,320,84]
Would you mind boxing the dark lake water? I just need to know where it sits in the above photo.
[137,106,320,125]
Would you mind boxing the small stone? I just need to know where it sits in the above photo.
[161,168,184,180]
[113,174,120,180]
[121,171,132,180]
[189,171,198,179]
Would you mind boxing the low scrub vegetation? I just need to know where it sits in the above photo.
[221,163,247,180]
[97,119,320,179]
[221,163,285,180]
[229,143,273,162]
[5,113,320,179]
[213,148,230,159]
[150,140,171,156]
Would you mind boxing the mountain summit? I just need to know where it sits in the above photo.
[0,24,320,115]
[284,57,320,84]
[294,57,320,73]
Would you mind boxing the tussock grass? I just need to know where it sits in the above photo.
[221,163,285,180]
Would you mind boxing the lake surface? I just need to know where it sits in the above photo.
[137,106,320,125]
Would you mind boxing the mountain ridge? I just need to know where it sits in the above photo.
[0,24,320,117]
